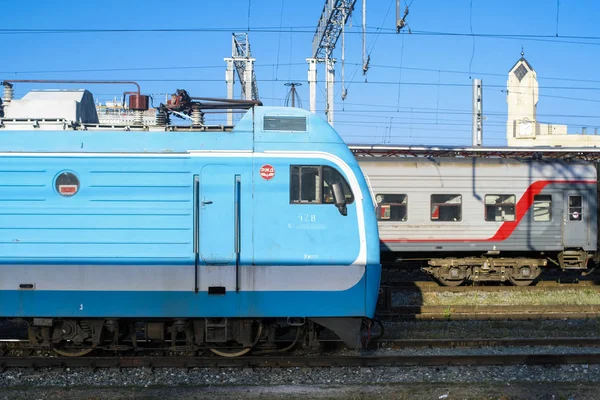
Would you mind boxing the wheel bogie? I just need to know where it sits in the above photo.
[22,317,364,356]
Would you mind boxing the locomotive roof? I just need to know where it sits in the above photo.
[0,106,344,153]
[350,145,600,161]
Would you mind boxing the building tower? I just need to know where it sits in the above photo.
[506,50,569,146]
[506,51,538,141]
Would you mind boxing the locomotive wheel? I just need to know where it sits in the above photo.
[436,277,465,287]
[209,347,252,357]
[53,347,94,357]
[208,323,263,357]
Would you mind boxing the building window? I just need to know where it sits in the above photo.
[290,166,354,205]
[514,64,528,82]
[569,195,583,221]
[431,194,462,221]
[376,194,407,221]
[533,194,552,222]
[485,194,516,222]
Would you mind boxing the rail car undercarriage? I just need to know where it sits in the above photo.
[396,250,593,286]
[22,317,367,357]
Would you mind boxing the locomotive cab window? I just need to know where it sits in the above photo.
[533,194,552,222]
[290,166,354,205]
[485,194,516,222]
[376,194,407,221]
[431,194,462,222]
[569,195,583,221]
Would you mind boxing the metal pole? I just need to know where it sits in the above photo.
[224,58,235,125]
[472,78,483,147]
[307,58,317,114]
[396,0,400,32]
[325,56,335,126]
[291,85,296,108]
[362,0,367,74]
[244,58,255,101]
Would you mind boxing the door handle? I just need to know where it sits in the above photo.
[202,200,213,205]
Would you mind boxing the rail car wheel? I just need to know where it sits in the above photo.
[53,347,94,357]
[507,276,534,286]
[436,277,465,287]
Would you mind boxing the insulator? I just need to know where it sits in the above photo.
[134,110,144,125]
[191,106,204,126]
[3,85,13,104]
[156,110,167,126]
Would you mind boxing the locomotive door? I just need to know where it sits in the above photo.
[563,191,588,248]
[199,165,239,264]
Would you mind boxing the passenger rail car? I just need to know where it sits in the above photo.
[0,87,380,355]
[359,157,598,286]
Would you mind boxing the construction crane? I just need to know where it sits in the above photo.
[225,33,259,125]
[308,0,356,126]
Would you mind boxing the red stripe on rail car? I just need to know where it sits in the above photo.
[381,179,597,243]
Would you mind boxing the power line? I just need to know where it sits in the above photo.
[3,26,600,44]
[5,61,600,86]
[0,62,306,75]
[11,76,596,92]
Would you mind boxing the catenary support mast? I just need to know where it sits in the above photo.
[309,0,356,126]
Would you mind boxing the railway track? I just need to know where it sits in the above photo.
[1,336,600,369]
[378,304,600,320]
[376,337,600,349]
[2,352,600,369]
[380,280,600,293]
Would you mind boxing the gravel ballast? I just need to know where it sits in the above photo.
[1,364,599,399]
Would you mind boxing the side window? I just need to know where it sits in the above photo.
[376,194,407,221]
[431,194,462,222]
[323,166,354,205]
[569,195,583,221]
[290,166,321,203]
[290,165,354,205]
[533,194,552,222]
[485,195,516,222]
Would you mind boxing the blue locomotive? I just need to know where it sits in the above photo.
[0,84,380,355]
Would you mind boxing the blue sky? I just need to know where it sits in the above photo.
[2,0,600,146]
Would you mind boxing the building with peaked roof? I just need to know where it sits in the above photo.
[506,53,600,147]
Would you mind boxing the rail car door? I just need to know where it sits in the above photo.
[563,191,589,248]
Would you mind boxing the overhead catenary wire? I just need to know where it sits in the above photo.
[3,27,600,45]
[274,0,286,80]
[5,61,600,86]
[20,77,597,92]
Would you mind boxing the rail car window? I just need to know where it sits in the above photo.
[290,166,354,205]
[376,194,407,221]
[533,194,552,222]
[485,195,516,222]
[569,195,583,221]
[431,194,462,222]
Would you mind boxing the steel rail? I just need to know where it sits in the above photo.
[378,304,600,321]
[2,353,600,369]
[380,281,600,293]
[376,337,600,349]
